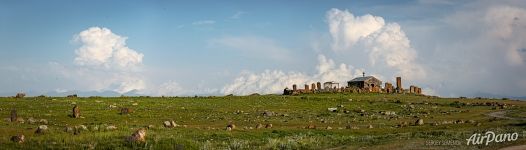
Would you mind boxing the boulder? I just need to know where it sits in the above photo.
[306,124,316,129]
[262,111,274,117]
[226,123,236,131]
[256,123,263,129]
[415,118,424,126]
[106,125,117,130]
[27,117,36,124]
[265,123,273,128]
[10,134,24,143]
[127,128,146,143]
[120,108,132,115]
[39,119,48,125]
[35,125,48,134]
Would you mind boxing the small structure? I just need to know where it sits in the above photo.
[385,82,393,93]
[323,81,339,90]
[347,76,382,92]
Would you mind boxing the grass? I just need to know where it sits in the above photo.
[0,93,525,149]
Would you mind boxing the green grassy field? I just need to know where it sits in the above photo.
[0,93,525,149]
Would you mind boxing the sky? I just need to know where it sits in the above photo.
[1,0,526,98]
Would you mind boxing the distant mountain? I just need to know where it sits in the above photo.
[472,92,526,100]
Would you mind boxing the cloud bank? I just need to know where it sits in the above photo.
[221,55,362,95]
[326,8,426,81]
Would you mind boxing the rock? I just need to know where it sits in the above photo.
[164,120,178,128]
[132,103,138,106]
[39,119,48,125]
[64,126,74,133]
[10,109,17,122]
[90,125,99,131]
[306,124,316,129]
[398,121,409,127]
[455,120,465,124]
[147,125,155,129]
[120,108,132,115]
[226,126,232,131]
[27,117,36,124]
[16,118,25,124]
[368,124,373,128]
[265,123,273,128]
[72,105,80,118]
[10,134,24,143]
[328,108,338,112]
[468,120,476,124]
[326,126,332,130]
[262,111,274,117]
[163,121,171,127]
[256,123,263,129]
[415,118,424,126]
[106,125,117,130]
[35,125,48,134]
[226,122,236,130]
[77,125,88,131]
[170,121,178,127]
[127,128,146,143]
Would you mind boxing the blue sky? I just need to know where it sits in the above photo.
[1,0,526,98]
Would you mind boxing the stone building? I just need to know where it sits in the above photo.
[347,76,382,92]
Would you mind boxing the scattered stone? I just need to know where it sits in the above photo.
[132,103,138,106]
[35,125,48,134]
[10,134,24,143]
[256,123,263,129]
[72,105,80,118]
[90,125,99,131]
[455,120,465,124]
[120,108,133,115]
[326,126,332,130]
[468,120,476,124]
[106,125,117,130]
[226,122,236,131]
[65,126,74,133]
[39,119,48,125]
[127,128,146,143]
[77,125,88,131]
[27,117,36,124]
[306,124,316,129]
[415,118,424,126]
[163,120,178,128]
[16,118,25,124]
[147,125,155,129]
[265,123,273,128]
[262,111,274,117]
[368,124,374,128]
[328,108,338,112]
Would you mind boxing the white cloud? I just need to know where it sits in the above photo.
[74,27,143,70]
[221,55,361,95]
[192,20,216,25]
[326,8,426,81]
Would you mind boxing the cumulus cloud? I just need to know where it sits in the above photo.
[326,8,426,81]
[57,27,147,94]
[74,27,144,70]
[221,55,361,95]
